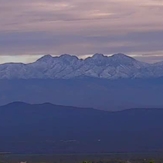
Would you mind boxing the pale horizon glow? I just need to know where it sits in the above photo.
[1,51,163,64]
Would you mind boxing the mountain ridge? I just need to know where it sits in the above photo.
[1,53,163,79]
[1,102,163,154]
[1,78,163,111]
[2,101,163,112]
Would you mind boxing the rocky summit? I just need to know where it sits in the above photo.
[1,53,163,79]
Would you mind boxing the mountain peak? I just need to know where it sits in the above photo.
[60,54,76,58]
[37,54,53,62]
[111,53,135,61]
[4,101,31,108]
[112,53,130,58]
[92,53,105,58]
[0,52,160,79]
[59,54,79,62]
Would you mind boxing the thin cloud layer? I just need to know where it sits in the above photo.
[0,0,163,63]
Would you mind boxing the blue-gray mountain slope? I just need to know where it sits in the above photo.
[1,53,163,79]
[0,102,163,154]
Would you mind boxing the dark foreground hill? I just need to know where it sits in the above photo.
[0,102,163,154]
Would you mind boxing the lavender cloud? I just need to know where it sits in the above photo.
[0,0,163,63]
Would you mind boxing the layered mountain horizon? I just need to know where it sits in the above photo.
[1,53,163,79]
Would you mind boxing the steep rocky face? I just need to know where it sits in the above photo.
[0,53,162,79]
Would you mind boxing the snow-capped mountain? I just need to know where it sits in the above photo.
[0,53,163,79]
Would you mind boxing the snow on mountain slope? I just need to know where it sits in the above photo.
[0,53,161,79]
[135,63,163,78]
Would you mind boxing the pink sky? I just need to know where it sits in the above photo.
[0,0,163,63]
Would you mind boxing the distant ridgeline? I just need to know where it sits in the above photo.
[0,102,163,154]
[1,53,163,79]
[1,78,163,110]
